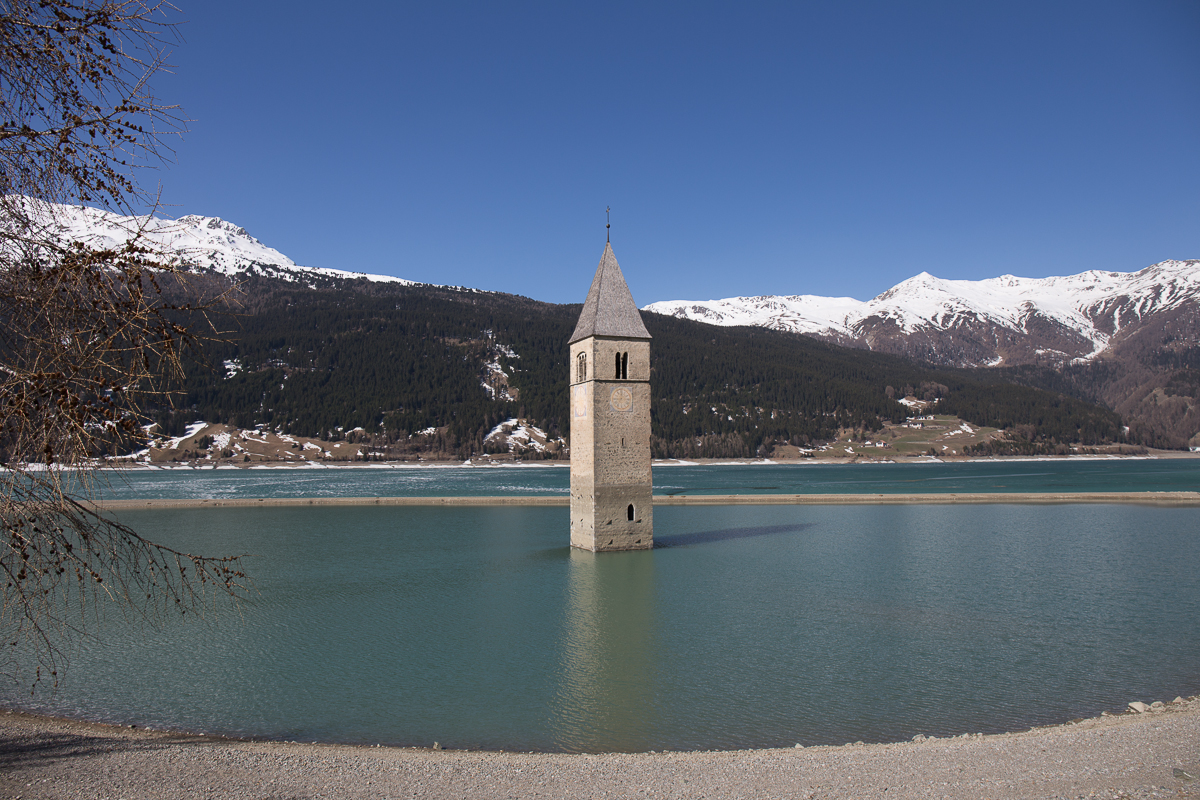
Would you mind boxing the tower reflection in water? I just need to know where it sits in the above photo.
[551,547,660,752]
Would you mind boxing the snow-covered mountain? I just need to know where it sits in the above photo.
[22,200,413,286]
[645,260,1200,368]
[25,198,1198,378]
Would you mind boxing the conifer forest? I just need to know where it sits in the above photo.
[147,275,1132,460]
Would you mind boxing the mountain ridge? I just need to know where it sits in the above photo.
[644,261,1200,449]
[645,259,1200,368]
[20,200,1196,451]
[23,199,414,287]
[35,199,1197,367]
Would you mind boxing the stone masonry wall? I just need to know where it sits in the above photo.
[570,336,653,551]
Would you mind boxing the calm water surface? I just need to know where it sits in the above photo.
[4,499,1198,752]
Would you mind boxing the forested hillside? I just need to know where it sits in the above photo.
[643,319,1122,458]
[153,276,1130,459]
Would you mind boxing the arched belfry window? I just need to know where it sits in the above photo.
[577,352,587,383]
[627,503,635,521]
[614,351,628,380]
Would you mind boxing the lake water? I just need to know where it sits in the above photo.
[91,456,1200,499]
[5,460,1199,752]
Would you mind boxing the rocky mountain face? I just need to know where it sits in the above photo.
[646,261,1200,449]
[1059,298,1200,450]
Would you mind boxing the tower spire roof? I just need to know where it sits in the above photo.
[569,242,652,344]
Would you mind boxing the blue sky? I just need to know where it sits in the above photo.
[149,1,1199,305]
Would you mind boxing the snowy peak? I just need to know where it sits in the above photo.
[645,259,1200,367]
[19,199,412,286]
[169,214,290,264]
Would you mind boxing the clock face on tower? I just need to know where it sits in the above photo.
[609,386,633,412]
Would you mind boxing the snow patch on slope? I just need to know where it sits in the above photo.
[484,418,563,455]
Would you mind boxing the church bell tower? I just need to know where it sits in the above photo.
[569,242,653,551]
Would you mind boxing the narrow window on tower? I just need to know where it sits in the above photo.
[627,504,634,521]
[615,351,621,379]
[621,352,628,380]
[577,352,587,383]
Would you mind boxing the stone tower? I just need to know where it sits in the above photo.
[569,242,653,551]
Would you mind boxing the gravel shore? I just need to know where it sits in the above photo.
[1,699,1197,799]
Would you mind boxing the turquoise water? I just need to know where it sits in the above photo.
[4,497,1199,752]
[93,457,1200,499]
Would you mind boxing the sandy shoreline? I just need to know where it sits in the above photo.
[1,700,1197,799]
[90,490,1200,510]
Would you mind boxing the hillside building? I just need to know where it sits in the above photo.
[568,242,653,551]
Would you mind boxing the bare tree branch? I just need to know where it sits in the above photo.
[0,0,248,688]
